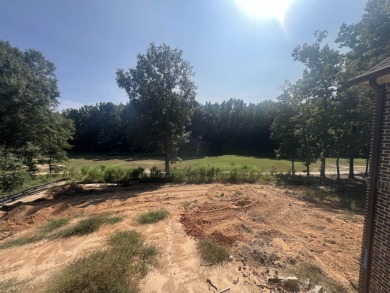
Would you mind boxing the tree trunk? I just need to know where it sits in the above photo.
[48,151,52,175]
[348,157,354,179]
[165,154,170,178]
[365,157,369,177]
[306,159,310,179]
[336,156,340,183]
[320,156,326,178]
[291,159,295,175]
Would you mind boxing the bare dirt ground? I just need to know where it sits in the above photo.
[0,183,363,292]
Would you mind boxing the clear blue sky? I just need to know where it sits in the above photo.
[0,0,367,109]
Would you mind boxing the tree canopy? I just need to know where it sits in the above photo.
[116,43,197,175]
[0,40,74,187]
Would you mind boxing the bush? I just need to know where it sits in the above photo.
[0,148,29,196]
[150,166,163,178]
[103,166,125,182]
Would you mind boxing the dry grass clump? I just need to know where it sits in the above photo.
[54,213,122,238]
[45,230,157,293]
[137,209,169,224]
[197,239,230,265]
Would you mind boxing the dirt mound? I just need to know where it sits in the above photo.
[50,183,85,198]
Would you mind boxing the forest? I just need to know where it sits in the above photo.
[1,0,389,194]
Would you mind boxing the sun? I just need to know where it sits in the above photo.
[235,0,295,22]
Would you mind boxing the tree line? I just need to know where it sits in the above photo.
[1,0,389,189]
[62,99,277,156]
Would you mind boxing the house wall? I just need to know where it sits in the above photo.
[360,82,390,292]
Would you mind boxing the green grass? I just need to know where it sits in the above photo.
[293,263,347,293]
[0,214,122,250]
[137,209,169,224]
[197,239,230,265]
[38,218,70,234]
[54,214,122,238]
[66,154,367,176]
[0,217,70,250]
[44,230,157,293]
[0,235,43,250]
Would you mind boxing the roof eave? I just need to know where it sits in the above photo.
[349,67,390,86]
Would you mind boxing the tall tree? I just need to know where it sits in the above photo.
[116,43,197,176]
[0,40,73,173]
[41,113,74,174]
[271,83,301,175]
[336,0,389,177]
[292,31,342,178]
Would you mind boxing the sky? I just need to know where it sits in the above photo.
[0,0,367,110]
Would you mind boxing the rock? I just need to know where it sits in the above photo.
[267,276,283,284]
[313,285,323,293]
[232,277,239,285]
[286,276,299,288]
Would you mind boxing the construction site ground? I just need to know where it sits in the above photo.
[0,183,363,292]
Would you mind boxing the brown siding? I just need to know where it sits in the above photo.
[360,83,390,292]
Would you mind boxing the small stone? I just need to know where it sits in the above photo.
[286,276,299,288]
[238,266,242,271]
[313,285,323,293]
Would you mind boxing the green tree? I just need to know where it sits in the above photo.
[41,113,74,174]
[271,83,301,175]
[0,147,28,195]
[116,43,197,176]
[0,40,61,171]
[335,0,389,177]
[292,31,343,178]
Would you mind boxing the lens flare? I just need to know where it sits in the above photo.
[235,0,295,22]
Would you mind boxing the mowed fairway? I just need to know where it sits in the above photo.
[66,154,366,174]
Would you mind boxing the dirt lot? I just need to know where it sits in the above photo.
[0,183,363,292]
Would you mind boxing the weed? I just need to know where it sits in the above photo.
[0,235,43,250]
[241,223,253,233]
[137,209,169,224]
[45,230,157,293]
[293,263,347,293]
[54,214,122,238]
[39,218,69,234]
[197,239,230,265]
[0,278,28,292]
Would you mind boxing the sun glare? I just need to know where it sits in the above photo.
[235,0,295,22]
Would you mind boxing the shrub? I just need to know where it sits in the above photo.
[150,166,163,178]
[0,148,29,196]
[103,166,125,182]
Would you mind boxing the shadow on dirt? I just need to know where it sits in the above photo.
[280,175,367,216]
[0,182,164,214]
